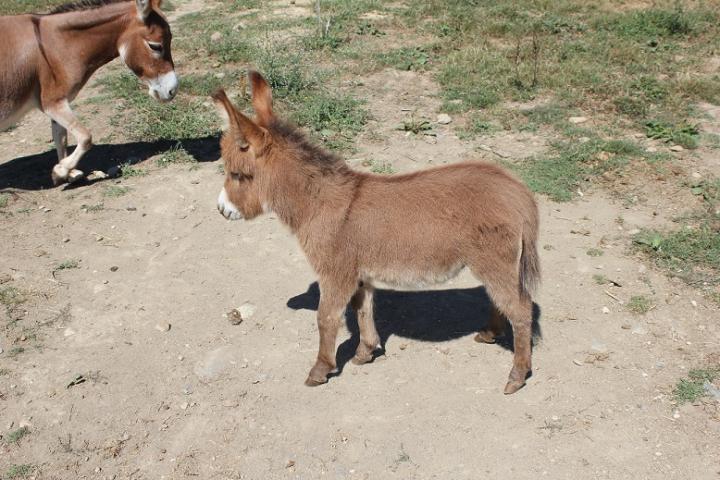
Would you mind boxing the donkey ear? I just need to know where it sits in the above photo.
[211,89,268,151]
[135,0,152,21]
[248,70,274,127]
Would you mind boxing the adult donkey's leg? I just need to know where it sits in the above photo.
[45,100,92,185]
[51,119,68,161]
[350,282,380,365]
[305,279,356,386]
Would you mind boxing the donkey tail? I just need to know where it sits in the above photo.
[519,214,541,298]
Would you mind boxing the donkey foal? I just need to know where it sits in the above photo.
[213,72,541,394]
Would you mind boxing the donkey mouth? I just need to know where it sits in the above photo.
[217,204,243,220]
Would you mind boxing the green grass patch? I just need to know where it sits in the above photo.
[102,185,130,198]
[5,427,29,445]
[119,163,146,178]
[3,464,34,480]
[0,286,25,310]
[0,0,62,14]
[96,73,217,141]
[673,367,720,404]
[290,91,368,151]
[377,46,432,71]
[645,121,700,149]
[626,295,653,314]
[514,138,645,201]
[7,347,25,358]
[368,159,395,175]
[156,143,196,167]
[54,259,79,272]
[586,248,604,257]
[0,193,9,208]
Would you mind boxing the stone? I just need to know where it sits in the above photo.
[210,31,223,42]
[238,302,256,320]
[670,145,684,152]
[436,114,452,125]
[568,116,588,124]
[602,306,610,314]
[155,322,171,332]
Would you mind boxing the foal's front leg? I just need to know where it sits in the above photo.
[51,119,68,161]
[350,282,380,365]
[45,100,92,185]
[305,282,355,386]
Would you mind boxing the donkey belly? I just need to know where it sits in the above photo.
[0,95,38,131]
[361,263,465,291]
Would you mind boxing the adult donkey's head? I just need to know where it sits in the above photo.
[118,0,178,101]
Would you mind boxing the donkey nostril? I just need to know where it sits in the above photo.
[169,88,177,98]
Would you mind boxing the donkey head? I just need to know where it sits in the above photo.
[213,71,274,221]
[118,0,178,102]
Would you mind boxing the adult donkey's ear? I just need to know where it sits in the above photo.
[212,89,269,152]
[249,71,274,128]
[136,0,152,21]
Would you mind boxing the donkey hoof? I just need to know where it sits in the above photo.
[503,380,526,395]
[304,375,328,387]
[51,168,68,186]
[474,331,497,344]
[67,169,85,184]
[351,353,373,365]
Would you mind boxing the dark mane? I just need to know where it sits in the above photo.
[49,0,129,14]
[269,120,350,175]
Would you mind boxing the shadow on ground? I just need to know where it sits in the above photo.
[0,135,220,190]
[287,282,542,377]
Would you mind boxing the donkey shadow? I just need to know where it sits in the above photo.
[287,282,542,378]
[0,135,220,190]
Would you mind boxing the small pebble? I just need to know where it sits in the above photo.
[155,322,171,332]
[602,306,610,314]
[568,116,588,124]
[62,238,70,243]
[669,145,684,152]
[690,300,697,308]
[227,309,243,325]
[180,402,189,410]
[110,266,119,272]
[436,114,452,125]
[238,302,256,319]
[210,31,223,42]
[573,359,583,366]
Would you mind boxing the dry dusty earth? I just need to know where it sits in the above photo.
[1,1,720,479]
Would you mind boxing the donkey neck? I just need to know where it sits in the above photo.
[39,4,132,88]
[268,161,358,238]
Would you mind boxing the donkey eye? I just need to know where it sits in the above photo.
[147,42,163,53]
[230,172,252,182]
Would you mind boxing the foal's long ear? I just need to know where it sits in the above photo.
[249,71,274,128]
[212,89,268,151]
[135,0,152,21]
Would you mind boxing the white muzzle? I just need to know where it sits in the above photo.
[148,71,179,102]
[217,188,243,220]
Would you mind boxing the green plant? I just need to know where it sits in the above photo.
[5,427,29,444]
[156,143,196,167]
[586,248,604,257]
[626,295,653,314]
[120,163,146,178]
[4,464,34,480]
[369,160,395,175]
[673,368,720,404]
[102,186,130,198]
[645,121,700,149]
[54,259,79,271]
[0,193,9,208]
[398,116,432,134]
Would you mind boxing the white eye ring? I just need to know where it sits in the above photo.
[147,41,163,54]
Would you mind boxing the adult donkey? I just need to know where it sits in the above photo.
[0,0,178,185]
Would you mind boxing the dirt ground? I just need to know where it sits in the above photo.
[1,1,720,479]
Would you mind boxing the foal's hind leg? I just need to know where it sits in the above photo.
[350,282,380,365]
[474,306,507,344]
[305,280,356,386]
[45,101,92,185]
[487,286,533,394]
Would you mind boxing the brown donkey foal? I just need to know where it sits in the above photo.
[0,0,177,185]
[213,72,541,394]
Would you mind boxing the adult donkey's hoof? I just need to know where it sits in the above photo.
[304,375,327,387]
[67,169,85,184]
[51,165,68,186]
[503,380,526,395]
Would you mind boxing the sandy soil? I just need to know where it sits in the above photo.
[1,1,719,480]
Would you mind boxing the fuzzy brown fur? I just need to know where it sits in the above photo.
[213,72,540,394]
